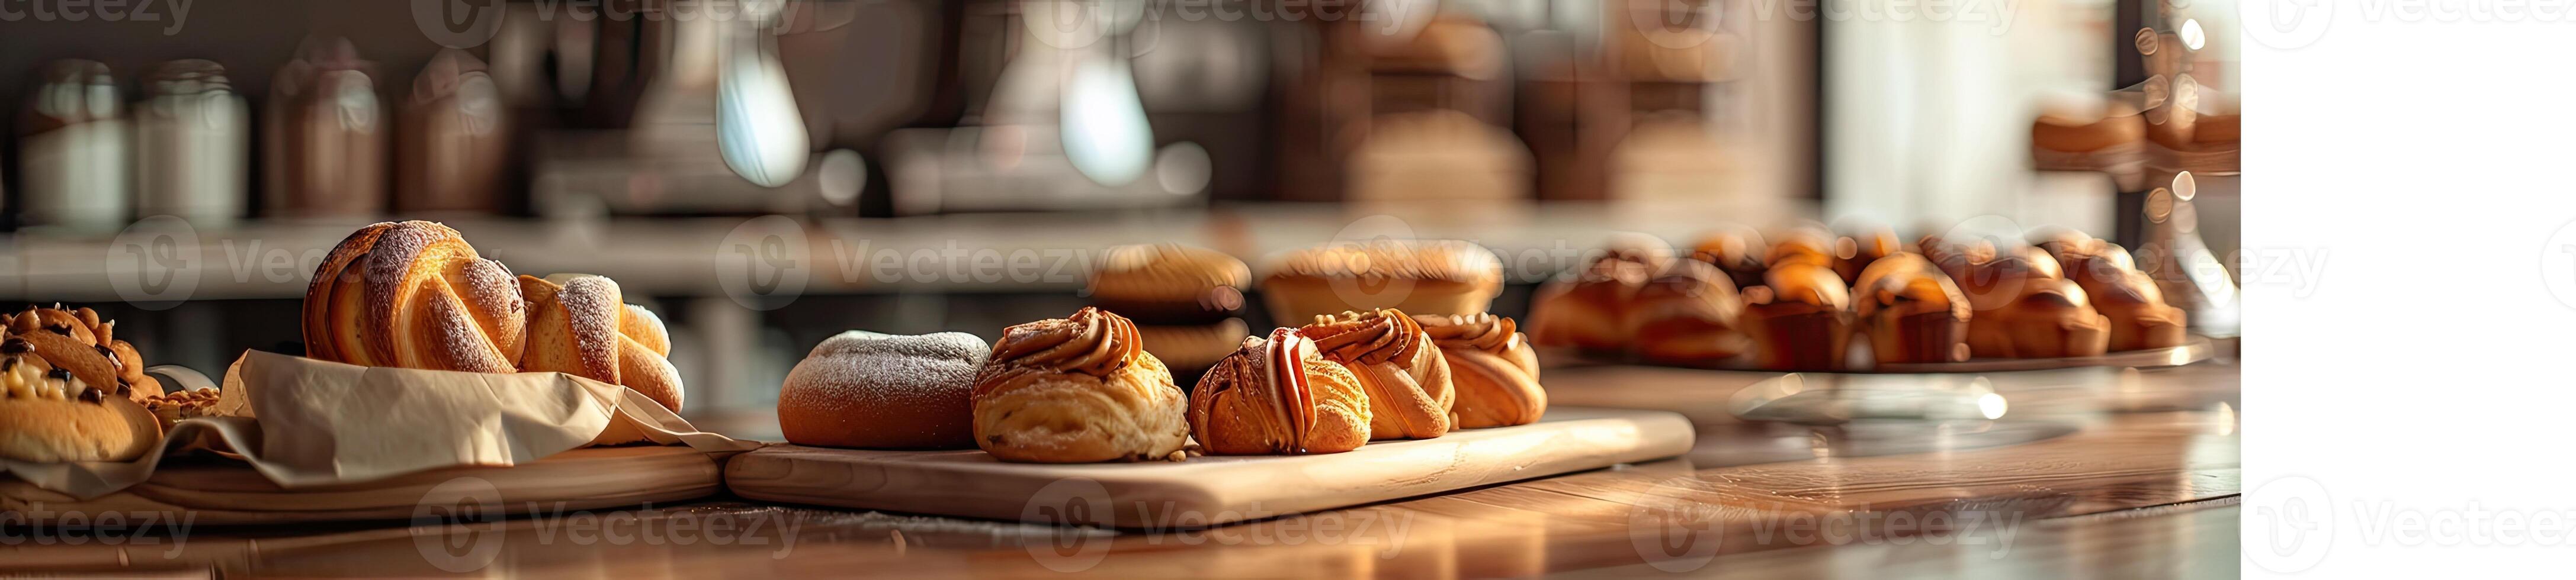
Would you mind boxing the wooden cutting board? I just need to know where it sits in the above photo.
[724,407,1693,529]
[0,446,726,526]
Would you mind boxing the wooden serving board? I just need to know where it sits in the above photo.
[724,407,1693,529]
[0,446,726,526]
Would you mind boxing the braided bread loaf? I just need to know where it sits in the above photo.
[304,221,526,372]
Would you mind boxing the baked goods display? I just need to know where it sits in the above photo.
[304,221,689,410]
[1625,260,1750,366]
[1836,224,1903,285]
[969,307,1191,463]
[1737,263,1856,370]
[2039,232,2187,351]
[519,274,685,412]
[0,330,165,463]
[1188,327,1374,455]
[1259,239,1504,324]
[1852,253,1972,364]
[1301,309,1454,440]
[1688,225,1770,290]
[779,331,988,450]
[1414,312,1545,428]
[1087,244,1253,382]
[1956,249,2112,358]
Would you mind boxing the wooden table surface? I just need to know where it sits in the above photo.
[1,358,2240,578]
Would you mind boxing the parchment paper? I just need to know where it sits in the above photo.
[1,350,761,500]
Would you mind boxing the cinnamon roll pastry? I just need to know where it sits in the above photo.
[970,307,1190,463]
[1625,260,1750,366]
[1259,239,1504,324]
[1188,327,1372,455]
[1958,252,2112,358]
[1302,309,1452,440]
[1526,254,1653,352]
[7,305,162,401]
[1852,253,1972,364]
[1413,313,1544,428]
[303,221,527,373]
[1737,263,1856,370]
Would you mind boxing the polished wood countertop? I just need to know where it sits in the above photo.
[2,359,2239,578]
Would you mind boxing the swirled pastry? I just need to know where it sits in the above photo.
[1413,313,1544,428]
[1853,253,1972,364]
[1188,327,1372,455]
[303,221,526,372]
[1302,308,1452,440]
[970,308,1190,463]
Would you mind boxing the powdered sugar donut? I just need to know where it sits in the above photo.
[778,331,989,449]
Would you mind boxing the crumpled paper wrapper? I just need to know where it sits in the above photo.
[1,350,761,500]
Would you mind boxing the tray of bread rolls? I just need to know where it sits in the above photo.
[2,222,755,524]
[1528,225,2215,375]
[731,241,1691,528]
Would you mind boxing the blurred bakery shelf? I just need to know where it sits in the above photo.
[0,199,1807,303]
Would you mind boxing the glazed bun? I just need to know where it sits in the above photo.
[779,331,989,450]
[1626,260,1749,366]
[1688,226,1770,291]
[1527,255,1653,352]
[1852,253,1971,364]
[1957,250,2110,358]
[1302,309,1453,440]
[1738,263,1855,370]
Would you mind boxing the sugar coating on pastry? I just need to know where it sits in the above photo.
[779,331,990,449]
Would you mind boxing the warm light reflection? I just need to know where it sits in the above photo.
[1977,392,2009,420]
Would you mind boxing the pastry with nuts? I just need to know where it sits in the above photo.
[0,333,163,463]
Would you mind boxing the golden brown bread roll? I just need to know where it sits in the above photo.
[1412,313,1544,428]
[1763,226,1839,270]
[519,274,685,413]
[1689,226,1770,290]
[1087,243,1250,324]
[1526,255,1653,352]
[0,336,162,462]
[971,307,1190,462]
[1737,263,1855,370]
[1259,240,1504,324]
[7,305,161,401]
[1919,233,1998,284]
[1957,252,2111,358]
[1132,318,1250,379]
[1189,327,1373,455]
[779,331,987,450]
[1302,309,1452,440]
[1852,253,1971,364]
[1625,260,1749,366]
[303,221,526,373]
[1835,224,1902,286]
[2051,240,2187,351]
